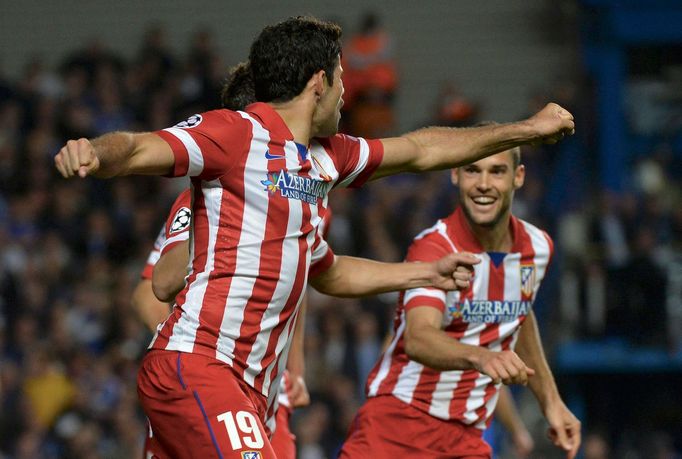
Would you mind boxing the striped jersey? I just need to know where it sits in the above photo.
[149,103,383,419]
[140,189,192,280]
[366,207,553,430]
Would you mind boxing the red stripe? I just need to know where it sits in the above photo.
[153,183,208,350]
[155,130,189,177]
[191,132,252,354]
[376,335,412,395]
[515,223,536,301]
[231,139,291,381]
[256,149,317,392]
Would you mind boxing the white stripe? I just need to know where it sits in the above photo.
[404,288,446,304]
[428,370,463,419]
[145,249,161,267]
[215,113,270,366]
[165,181,223,353]
[336,137,371,188]
[160,232,190,254]
[368,312,407,396]
[522,221,551,297]
[391,359,424,404]
[245,139,303,389]
[164,127,205,177]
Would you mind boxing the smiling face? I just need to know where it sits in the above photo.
[452,149,525,229]
[311,59,344,137]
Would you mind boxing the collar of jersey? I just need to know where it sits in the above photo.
[245,102,295,142]
[447,206,523,254]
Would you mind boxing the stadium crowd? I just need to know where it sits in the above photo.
[0,18,680,459]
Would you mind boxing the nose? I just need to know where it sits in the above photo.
[476,171,491,191]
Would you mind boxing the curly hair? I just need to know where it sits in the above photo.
[249,16,342,103]
[220,62,256,111]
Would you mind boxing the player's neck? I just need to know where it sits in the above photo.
[469,216,513,252]
[270,95,315,146]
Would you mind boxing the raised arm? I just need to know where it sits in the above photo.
[308,252,478,298]
[373,103,574,179]
[515,310,581,459]
[404,306,534,384]
[54,132,175,178]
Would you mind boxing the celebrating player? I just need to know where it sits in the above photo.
[55,16,575,458]
[339,142,581,459]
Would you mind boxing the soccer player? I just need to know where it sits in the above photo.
[339,143,581,459]
[54,16,575,459]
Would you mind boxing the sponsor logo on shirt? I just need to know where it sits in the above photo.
[261,170,328,205]
[174,114,203,128]
[169,207,192,234]
[241,452,261,459]
[264,149,286,160]
[447,299,532,323]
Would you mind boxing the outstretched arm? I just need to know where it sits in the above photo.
[373,103,574,179]
[54,132,174,178]
[515,311,581,459]
[309,252,478,298]
[404,306,534,384]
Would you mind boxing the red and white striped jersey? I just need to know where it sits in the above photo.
[140,189,192,280]
[366,207,553,430]
[149,103,383,418]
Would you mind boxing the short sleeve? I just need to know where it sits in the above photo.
[154,110,250,181]
[140,226,165,280]
[402,233,452,313]
[309,230,335,278]
[160,189,192,255]
[321,134,384,189]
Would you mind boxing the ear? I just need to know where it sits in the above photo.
[513,164,525,189]
[309,69,326,99]
[450,169,459,186]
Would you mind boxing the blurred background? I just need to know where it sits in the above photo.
[0,0,680,458]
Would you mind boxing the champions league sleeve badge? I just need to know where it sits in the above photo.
[170,207,192,234]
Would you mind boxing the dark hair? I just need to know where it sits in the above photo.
[221,62,256,111]
[474,121,521,168]
[249,16,342,103]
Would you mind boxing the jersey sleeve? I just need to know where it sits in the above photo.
[322,134,384,189]
[154,110,250,181]
[308,229,335,278]
[160,189,192,255]
[140,225,166,280]
[402,233,452,313]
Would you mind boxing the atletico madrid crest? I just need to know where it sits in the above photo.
[241,452,262,459]
[520,264,536,297]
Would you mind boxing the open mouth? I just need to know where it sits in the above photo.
[471,196,497,206]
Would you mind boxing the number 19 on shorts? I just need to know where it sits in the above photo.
[217,411,265,450]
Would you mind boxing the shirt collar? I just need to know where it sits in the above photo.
[446,206,522,253]
[245,102,295,141]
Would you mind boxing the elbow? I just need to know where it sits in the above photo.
[404,331,425,363]
[152,276,178,303]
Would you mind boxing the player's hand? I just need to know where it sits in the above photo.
[526,103,575,145]
[54,138,100,178]
[544,401,581,459]
[472,349,535,386]
[432,252,479,291]
[287,373,310,408]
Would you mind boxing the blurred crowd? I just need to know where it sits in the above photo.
[0,13,681,459]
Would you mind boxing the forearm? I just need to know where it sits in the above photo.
[404,323,483,371]
[495,387,526,436]
[404,122,535,172]
[91,132,174,177]
[516,311,561,410]
[310,256,438,297]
